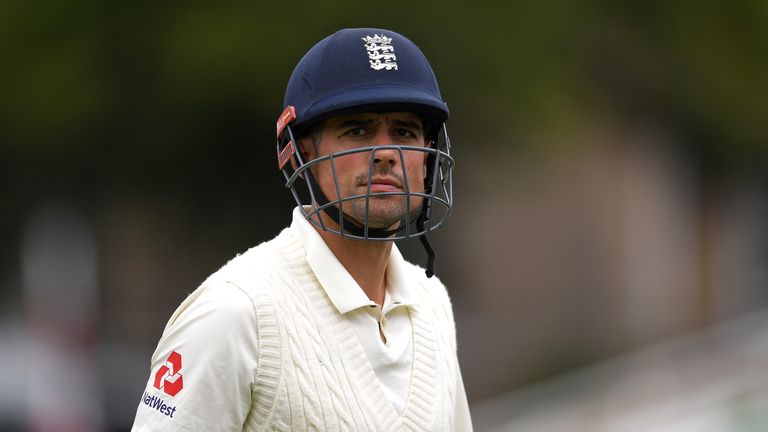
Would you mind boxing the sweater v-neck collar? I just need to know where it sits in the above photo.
[308,278,440,431]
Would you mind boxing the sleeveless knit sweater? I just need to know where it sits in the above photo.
[133,224,461,431]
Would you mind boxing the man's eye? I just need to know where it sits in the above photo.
[345,127,366,137]
[394,128,417,138]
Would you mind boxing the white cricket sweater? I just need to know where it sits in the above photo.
[132,212,470,431]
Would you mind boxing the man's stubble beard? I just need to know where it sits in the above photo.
[344,193,424,230]
[339,171,425,230]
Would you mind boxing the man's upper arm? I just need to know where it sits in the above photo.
[131,281,259,431]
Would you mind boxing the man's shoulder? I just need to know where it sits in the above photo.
[205,227,302,296]
[163,229,298,330]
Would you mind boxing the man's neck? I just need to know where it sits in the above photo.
[313,217,392,306]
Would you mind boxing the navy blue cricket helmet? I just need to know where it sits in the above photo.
[275,28,454,277]
[283,28,449,136]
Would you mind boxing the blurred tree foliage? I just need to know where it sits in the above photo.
[1,0,765,190]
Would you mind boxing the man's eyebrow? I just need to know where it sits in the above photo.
[332,117,423,132]
[392,119,423,131]
[333,118,376,129]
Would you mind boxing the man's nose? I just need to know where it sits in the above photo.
[372,129,398,166]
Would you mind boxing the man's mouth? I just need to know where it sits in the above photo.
[364,176,403,193]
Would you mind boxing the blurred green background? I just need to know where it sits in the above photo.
[1,1,767,430]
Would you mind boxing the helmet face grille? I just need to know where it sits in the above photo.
[277,123,454,241]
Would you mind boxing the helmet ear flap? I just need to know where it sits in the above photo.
[421,121,446,195]
[423,150,436,195]
[420,116,440,145]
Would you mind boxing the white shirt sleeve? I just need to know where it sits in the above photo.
[131,281,259,431]
[454,367,474,431]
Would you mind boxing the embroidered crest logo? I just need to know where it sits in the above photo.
[362,34,398,71]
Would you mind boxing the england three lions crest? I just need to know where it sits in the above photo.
[362,34,398,71]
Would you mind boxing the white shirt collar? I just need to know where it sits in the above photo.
[289,207,418,314]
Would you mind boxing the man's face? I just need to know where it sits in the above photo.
[300,112,429,231]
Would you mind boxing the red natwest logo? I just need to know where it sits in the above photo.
[153,351,184,396]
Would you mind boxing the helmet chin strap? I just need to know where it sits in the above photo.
[305,169,437,277]
[416,211,435,278]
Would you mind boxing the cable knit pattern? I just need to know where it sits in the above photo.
[238,282,281,430]
[177,226,458,431]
